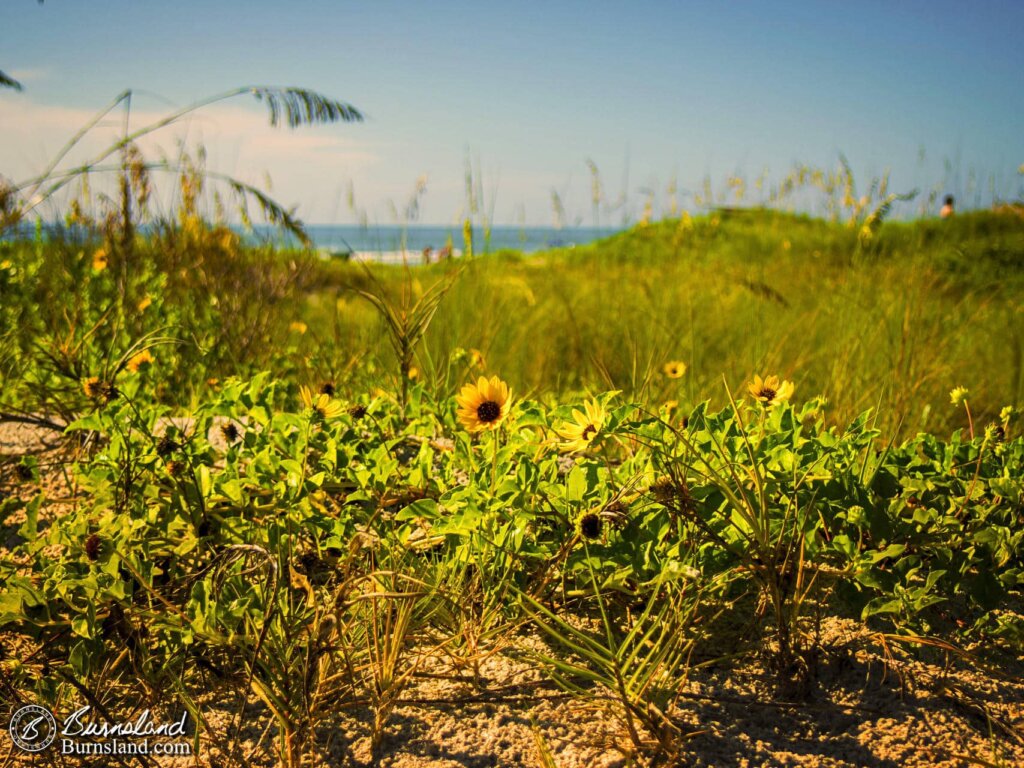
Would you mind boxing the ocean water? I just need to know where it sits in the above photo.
[5,222,621,262]
[298,225,621,261]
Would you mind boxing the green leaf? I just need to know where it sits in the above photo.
[396,499,439,521]
[862,596,902,618]
[71,615,92,639]
[868,543,906,563]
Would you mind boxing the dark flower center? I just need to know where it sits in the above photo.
[582,424,597,440]
[477,400,501,423]
[84,533,101,561]
[319,382,336,396]
[759,387,777,401]
[579,513,602,540]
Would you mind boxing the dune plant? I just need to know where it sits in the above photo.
[520,557,708,762]
[339,563,435,756]
[426,551,520,688]
[352,267,460,416]
[639,383,853,690]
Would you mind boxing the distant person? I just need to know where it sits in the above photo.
[422,246,433,265]
[940,195,954,218]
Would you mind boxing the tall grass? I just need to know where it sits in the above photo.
[304,208,1023,437]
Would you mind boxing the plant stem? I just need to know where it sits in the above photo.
[490,428,501,493]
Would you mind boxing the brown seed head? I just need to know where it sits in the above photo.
[220,422,240,443]
[156,433,180,457]
[84,533,102,561]
[578,512,602,541]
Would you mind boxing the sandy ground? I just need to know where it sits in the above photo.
[2,421,1023,768]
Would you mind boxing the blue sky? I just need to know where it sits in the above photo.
[2,0,1022,225]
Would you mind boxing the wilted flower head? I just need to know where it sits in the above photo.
[649,476,696,512]
[84,533,102,561]
[985,422,1006,444]
[949,386,969,406]
[219,421,241,443]
[82,376,117,402]
[576,510,603,541]
[156,432,180,457]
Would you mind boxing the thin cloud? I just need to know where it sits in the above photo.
[0,95,379,220]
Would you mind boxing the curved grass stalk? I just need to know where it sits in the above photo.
[13,86,362,224]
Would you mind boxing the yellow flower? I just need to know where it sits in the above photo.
[663,360,687,379]
[407,366,420,380]
[137,295,152,312]
[468,348,486,370]
[289,321,308,335]
[126,349,154,373]
[748,374,794,407]
[555,399,606,453]
[300,385,343,421]
[92,247,108,271]
[949,386,969,406]
[456,375,511,433]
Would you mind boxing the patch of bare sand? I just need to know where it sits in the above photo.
[4,618,1021,768]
